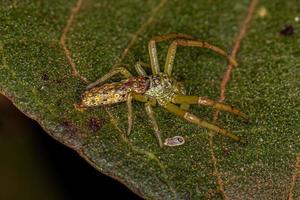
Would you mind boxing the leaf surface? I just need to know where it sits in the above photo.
[1,0,300,199]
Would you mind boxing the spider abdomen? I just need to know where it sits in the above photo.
[76,76,149,108]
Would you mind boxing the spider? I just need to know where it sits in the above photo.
[75,33,248,147]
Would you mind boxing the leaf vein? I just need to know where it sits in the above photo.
[207,0,259,199]
[287,153,300,200]
[60,0,89,83]
[114,0,168,66]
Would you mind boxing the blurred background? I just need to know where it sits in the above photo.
[0,94,142,200]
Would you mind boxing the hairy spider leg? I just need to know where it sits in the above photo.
[134,62,163,147]
[163,39,238,76]
[126,62,148,136]
[164,102,246,143]
[145,103,163,147]
[86,67,132,89]
[134,61,149,76]
[127,92,155,134]
[127,93,133,136]
[172,95,249,121]
[125,62,149,137]
[148,33,195,75]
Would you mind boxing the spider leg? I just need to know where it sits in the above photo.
[172,95,249,121]
[164,102,246,143]
[127,93,133,135]
[145,103,163,147]
[126,92,157,135]
[163,39,238,76]
[86,67,132,89]
[134,61,149,76]
[180,103,190,111]
[129,92,162,147]
[148,33,195,75]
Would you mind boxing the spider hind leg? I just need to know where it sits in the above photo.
[148,33,196,75]
[163,38,238,76]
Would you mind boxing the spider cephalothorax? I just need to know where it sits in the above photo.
[75,33,248,147]
[144,73,186,106]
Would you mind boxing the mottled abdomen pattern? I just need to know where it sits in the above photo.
[77,76,149,108]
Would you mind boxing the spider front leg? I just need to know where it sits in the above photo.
[86,66,132,89]
[164,102,246,143]
[148,33,195,75]
[172,95,249,121]
[163,39,238,76]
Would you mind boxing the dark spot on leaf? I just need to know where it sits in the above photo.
[41,73,49,81]
[280,25,294,36]
[223,147,230,157]
[87,117,106,132]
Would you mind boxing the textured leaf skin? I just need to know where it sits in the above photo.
[1,0,299,199]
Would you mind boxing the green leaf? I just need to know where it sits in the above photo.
[1,0,300,199]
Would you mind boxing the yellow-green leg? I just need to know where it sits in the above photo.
[172,95,249,121]
[127,93,133,135]
[148,33,195,75]
[126,92,157,136]
[126,92,150,135]
[127,92,163,147]
[134,61,149,76]
[163,39,238,76]
[164,102,246,143]
[86,67,132,89]
[145,103,163,147]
